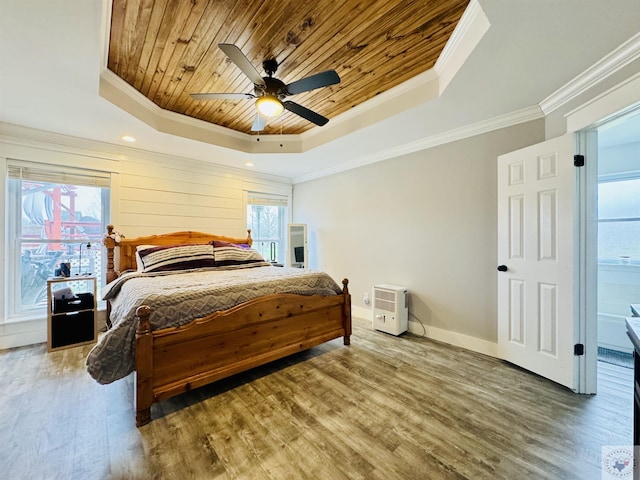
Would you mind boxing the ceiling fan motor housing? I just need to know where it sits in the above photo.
[255,76,287,99]
[262,58,279,77]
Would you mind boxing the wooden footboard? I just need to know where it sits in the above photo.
[134,279,351,426]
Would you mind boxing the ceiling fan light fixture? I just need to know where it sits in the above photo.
[255,95,284,117]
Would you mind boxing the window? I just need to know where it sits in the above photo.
[6,162,110,318]
[598,175,640,263]
[246,193,288,264]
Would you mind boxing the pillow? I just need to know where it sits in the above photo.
[211,240,251,249]
[211,242,268,268]
[135,244,156,271]
[137,244,215,272]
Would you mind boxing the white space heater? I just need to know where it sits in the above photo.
[372,284,408,335]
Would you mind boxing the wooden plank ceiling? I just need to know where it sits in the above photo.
[108,0,469,135]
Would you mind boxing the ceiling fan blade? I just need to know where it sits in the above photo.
[251,113,268,132]
[218,43,266,87]
[190,92,254,101]
[286,70,340,95]
[283,101,329,126]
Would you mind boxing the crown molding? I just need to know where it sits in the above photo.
[0,122,122,163]
[434,0,490,95]
[565,72,640,134]
[539,31,640,115]
[293,105,543,184]
[0,122,291,184]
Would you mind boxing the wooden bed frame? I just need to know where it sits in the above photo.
[103,225,351,426]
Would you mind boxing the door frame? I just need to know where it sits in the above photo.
[575,128,599,394]
[567,75,640,393]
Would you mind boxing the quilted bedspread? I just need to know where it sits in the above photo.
[86,265,342,384]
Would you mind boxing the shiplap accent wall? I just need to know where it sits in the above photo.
[0,124,291,348]
[117,155,246,238]
[116,155,292,238]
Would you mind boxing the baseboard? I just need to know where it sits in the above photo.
[0,317,46,350]
[352,306,498,358]
[409,321,498,358]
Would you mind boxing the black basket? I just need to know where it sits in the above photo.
[53,293,94,314]
[51,310,95,348]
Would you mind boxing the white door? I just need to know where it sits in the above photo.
[497,134,577,390]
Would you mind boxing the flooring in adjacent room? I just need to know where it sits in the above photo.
[0,317,633,480]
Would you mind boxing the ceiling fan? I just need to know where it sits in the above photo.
[190,44,341,132]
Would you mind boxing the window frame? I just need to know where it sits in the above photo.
[5,161,111,322]
[597,171,640,263]
[246,192,289,265]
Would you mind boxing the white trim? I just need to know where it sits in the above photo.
[351,306,498,358]
[540,32,640,115]
[0,155,6,325]
[351,306,370,322]
[0,318,47,350]
[574,129,599,395]
[565,73,640,134]
[99,0,112,72]
[434,0,490,95]
[569,76,640,394]
[409,321,498,358]
[294,105,543,184]
[0,122,291,185]
[435,0,485,75]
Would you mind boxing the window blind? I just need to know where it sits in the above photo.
[246,192,288,207]
[7,160,110,188]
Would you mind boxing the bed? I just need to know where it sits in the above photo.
[88,225,351,426]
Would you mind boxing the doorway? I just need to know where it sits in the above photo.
[594,110,640,369]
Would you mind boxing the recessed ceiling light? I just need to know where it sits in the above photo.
[121,135,136,142]
[245,161,254,167]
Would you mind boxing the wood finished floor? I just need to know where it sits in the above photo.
[0,317,633,480]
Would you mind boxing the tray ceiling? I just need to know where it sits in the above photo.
[107,0,469,136]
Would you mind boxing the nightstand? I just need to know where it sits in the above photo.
[47,276,97,352]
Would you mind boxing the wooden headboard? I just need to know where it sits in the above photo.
[104,225,253,284]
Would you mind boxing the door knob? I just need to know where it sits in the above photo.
[497,265,508,272]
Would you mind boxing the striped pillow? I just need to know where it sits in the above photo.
[137,244,215,272]
[211,241,268,268]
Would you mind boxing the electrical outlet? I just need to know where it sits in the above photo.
[363,292,370,305]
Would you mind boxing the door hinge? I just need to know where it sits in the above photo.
[574,343,585,356]
[574,154,585,167]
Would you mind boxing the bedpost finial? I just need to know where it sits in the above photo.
[342,278,349,294]
[107,224,114,235]
[136,306,152,334]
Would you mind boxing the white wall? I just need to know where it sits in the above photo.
[292,119,544,354]
[0,124,291,348]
